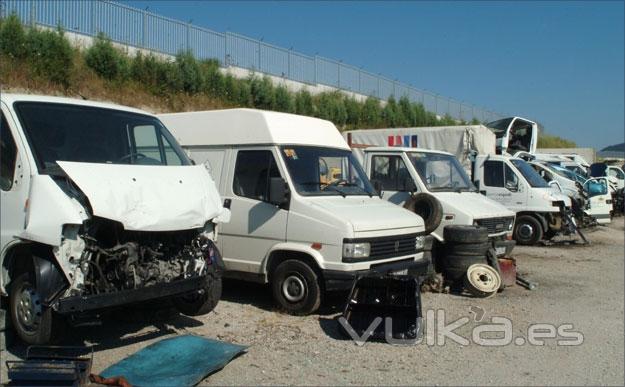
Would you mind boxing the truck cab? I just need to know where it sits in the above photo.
[486,116,538,155]
[359,147,516,256]
[473,154,573,244]
[1,94,228,344]
[159,109,428,315]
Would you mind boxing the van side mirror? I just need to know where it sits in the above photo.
[373,180,383,198]
[269,177,288,206]
[403,178,417,193]
[505,181,518,192]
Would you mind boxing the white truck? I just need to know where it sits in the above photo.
[528,160,612,225]
[1,94,229,344]
[345,125,574,245]
[159,109,428,315]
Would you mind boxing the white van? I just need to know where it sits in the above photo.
[1,94,228,344]
[159,109,427,315]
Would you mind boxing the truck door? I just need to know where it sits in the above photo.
[0,108,30,254]
[480,159,526,211]
[219,149,288,274]
[368,153,416,205]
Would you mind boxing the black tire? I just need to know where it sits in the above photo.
[175,274,222,316]
[271,260,321,315]
[443,225,489,244]
[440,254,488,271]
[513,215,543,245]
[404,193,443,234]
[442,268,467,283]
[445,241,491,256]
[9,272,61,345]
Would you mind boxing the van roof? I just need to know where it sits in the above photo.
[0,93,150,116]
[363,146,453,156]
[158,108,349,150]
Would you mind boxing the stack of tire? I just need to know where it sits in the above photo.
[440,225,500,296]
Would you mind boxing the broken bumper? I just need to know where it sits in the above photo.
[53,274,208,314]
[324,257,429,292]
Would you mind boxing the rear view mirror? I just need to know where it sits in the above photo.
[549,180,563,193]
[403,178,417,193]
[269,177,288,206]
[505,181,518,192]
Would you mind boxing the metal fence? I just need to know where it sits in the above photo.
[1,0,504,122]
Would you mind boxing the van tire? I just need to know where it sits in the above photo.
[514,215,543,245]
[175,274,222,316]
[404,193,443,234]
[271,260,321,315]
[9,272,62,345]
[444,225,489,244]
[445,241,491,256]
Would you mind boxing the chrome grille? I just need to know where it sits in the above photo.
[475,217,514,235]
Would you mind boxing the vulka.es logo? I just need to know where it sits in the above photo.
[339,307,584,347]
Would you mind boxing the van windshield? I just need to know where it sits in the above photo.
[280,146,375,196]
[407,152,475,192]
[14,102,190,174]
[486,118,513,138]
[510,159,549,188]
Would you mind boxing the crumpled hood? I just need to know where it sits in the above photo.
[434,192,515,220]
[58,161,225,231]
[309,196,424,232]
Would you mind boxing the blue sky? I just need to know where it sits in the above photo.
[121,1,624,150]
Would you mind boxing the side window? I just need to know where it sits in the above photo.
[371,155,410,191]
[1,113,18,191]
[483,160,504,187]
[233,150,281,201]
[505,164,519,186]
[133,125,161,162]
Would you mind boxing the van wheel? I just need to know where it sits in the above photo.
[271,260,321,315]
[9,272,60,345]
[175,274,222,316]
[514,215,543,245]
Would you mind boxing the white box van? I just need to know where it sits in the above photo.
[159,109,427,315]
[1,94,228,344]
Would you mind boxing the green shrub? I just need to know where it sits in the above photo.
[274,85,294,113]
[538,134,577,148]
[470,118,481,125]
[399,96,416,126]
[200,59,224,97]
[250,76,275,109]
[344,97,361,126]
[84,33,129,80]
[176,50,203,94]
[439,114,456,126]
[360,97,382,128]
[0,14,27,59]
[294,90,314,116]
[382,95,406,127]
[25,26,74,87]
[315,92,347,127]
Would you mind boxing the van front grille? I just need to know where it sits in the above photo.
[475,217,514,235]
[343,233,420,263]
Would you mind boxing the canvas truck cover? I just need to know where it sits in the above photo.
[345,125,497,170]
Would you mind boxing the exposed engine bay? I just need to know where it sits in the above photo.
[55,218,218,299]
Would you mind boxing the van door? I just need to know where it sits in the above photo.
[1,108,30,254]
[368,153,416,205]
[220,148,288,274]
[479,159,527,211]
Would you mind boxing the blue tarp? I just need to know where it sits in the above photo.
[100,335,247,387]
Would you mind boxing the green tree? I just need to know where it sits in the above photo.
[0,14,27,59]
[249,76,275,109]
[175,50,203,94]
[344,97,362,127]
[84,33,128,81]
[274,84,294,112]
[26,26,74,87]
[399,96,416,126]
[360,97,382,128]
[294,90,314,116]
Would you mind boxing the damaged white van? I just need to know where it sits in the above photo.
[0,94,228,344]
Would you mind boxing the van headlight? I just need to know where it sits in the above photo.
[343,242,370,259]
[415,236,425,250]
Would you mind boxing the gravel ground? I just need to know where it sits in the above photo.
[1,218,623,385]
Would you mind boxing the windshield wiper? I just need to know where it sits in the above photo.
[323,185,348,197]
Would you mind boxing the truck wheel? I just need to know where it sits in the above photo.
[175,274,222,316]
[9,272,59,345]
[271,260,321,315]
[404,193,443,234]
[443,225,488,244]
[514,215,543,245]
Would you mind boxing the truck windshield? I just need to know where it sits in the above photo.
[14,102,190,174]
[486,118,513,139]
[510,159,549,188]
[407,152,475,192]
[280,146,375,196]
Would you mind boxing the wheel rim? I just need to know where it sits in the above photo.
[16,285,42,333]
[517,223,534,240]
[282,274,306,303]
[466,264,501,294]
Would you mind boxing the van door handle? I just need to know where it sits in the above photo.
[223,199,231,209]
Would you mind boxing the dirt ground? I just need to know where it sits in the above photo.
[1,218,624,386]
